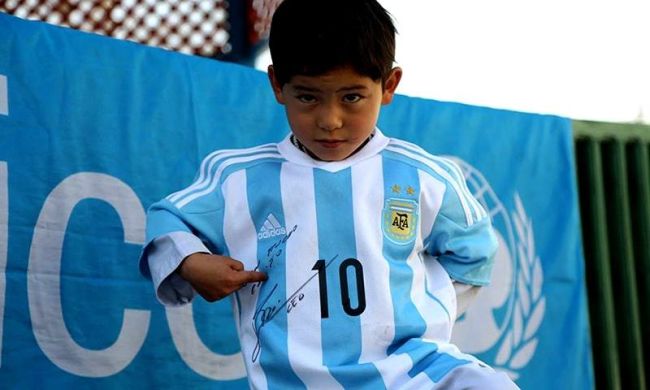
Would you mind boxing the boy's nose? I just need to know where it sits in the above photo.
[316,104,343,131]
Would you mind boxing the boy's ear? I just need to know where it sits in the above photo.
[267,65,286,104]
[381,67,403,105]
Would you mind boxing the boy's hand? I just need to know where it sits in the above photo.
[177,253,267,302]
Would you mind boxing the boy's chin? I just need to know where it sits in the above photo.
[309,146,357,162]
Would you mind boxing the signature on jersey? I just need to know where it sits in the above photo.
[250,255,337,363]
[250,224,298,296]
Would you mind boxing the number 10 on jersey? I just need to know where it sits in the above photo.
[312,258,366,318]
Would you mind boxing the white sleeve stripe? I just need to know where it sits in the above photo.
[465,175,492,219]
[431,157,487,220]
[388,140,486,221]
[167,144,277,203]
[386,145,474,226]
[173,152,283,209]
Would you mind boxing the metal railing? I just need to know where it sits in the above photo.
[574,120,650,390]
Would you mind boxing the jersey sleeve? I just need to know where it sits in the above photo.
[138,163,228,304]
[145,232,209,305]
[424,159,498,286]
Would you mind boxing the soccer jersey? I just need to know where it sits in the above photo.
[140,129,499,389]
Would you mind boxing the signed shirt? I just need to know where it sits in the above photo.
[140,128,498,389]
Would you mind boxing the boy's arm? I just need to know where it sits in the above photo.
[424,160,499,287]
[177,252,267,302]
[453,281,481,318]
[145,231,207,305]
[147,231,267,305]
[428,213,497,286]
[427,199,495,318]
[140,199,266,306]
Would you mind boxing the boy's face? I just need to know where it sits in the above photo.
[269,65,401,161]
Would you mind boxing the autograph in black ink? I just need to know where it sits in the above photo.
[250,224,298,296]
[250,255,337,363]
[265,224,298,268]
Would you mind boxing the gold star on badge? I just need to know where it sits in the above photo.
[391,184,401,194]
[406,186,415,195]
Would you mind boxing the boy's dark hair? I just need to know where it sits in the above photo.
[268,0,396,86]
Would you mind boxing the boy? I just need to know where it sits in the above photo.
[140,0,519,388]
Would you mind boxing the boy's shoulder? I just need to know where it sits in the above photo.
[192,141,285,186]
[165,141,285,210]
[383,136,465,183]
[199,141,285,172]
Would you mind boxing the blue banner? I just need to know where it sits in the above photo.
[0,13,593,389]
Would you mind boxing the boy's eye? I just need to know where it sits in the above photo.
[296,94,317,103]
[342,94,363,103]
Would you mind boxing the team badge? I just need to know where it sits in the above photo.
[382,198,418,244]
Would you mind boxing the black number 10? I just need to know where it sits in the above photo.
[312,258,366,318]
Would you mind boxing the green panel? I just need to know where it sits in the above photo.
[601,140,646,390]
[626,141,650,377]
[575,139,621,390]
[574,120,650,141]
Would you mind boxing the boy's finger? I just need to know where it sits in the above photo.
[239,270,268,284]
[224,257,244,271]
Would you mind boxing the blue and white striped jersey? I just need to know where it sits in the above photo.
[140,129,498,389]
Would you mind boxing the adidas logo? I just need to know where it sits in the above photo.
[257,213,286,240]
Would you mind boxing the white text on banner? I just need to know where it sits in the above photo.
[0,75,7,116]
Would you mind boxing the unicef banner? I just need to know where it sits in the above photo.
[0,14,592,389]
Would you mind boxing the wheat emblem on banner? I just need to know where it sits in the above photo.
[447,159,546,381]
[494,194,545,380]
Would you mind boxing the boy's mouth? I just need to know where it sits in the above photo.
[316,139,345,148]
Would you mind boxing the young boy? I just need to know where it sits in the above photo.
[140,0,519,388]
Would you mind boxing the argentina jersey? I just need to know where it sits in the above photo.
[142,129,498,389]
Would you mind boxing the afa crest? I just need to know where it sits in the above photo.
[382,198,418,244]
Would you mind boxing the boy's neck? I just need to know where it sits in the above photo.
[289,133,376,162]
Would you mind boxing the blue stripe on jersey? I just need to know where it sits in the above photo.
[199,160,282,257]
[313,168,385,389]
[409,349,470,382]
[392,339,471,383]
[247,162,306,390]
[381,157,427,355]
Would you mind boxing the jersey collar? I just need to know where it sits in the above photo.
[277,128,389,172]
